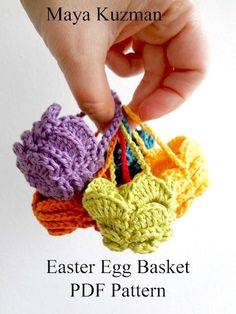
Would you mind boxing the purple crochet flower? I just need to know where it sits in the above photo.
[13,102,122,200]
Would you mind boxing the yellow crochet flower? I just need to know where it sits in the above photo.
[144,136,209,217]
[82,172,176,254]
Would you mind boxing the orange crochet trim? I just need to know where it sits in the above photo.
[32,192,98,236]
[96,134,118,179]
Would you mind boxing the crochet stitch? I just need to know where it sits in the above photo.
[123,106,209,217]
[83,123,176,254]
[111,89,154,178]
[145,136,209,217]
[32,192,97,235]
[113,118,154,183]
[13,89,208,253]
[13,101,122,200]
[32,133,119,236]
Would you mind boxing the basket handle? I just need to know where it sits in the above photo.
[123,106,185,169]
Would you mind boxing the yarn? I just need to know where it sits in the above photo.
[96,134,118,179]
[83,123,176,254]
[146,136,209,217]
[113,118,155,183]
[123,106,209,217]
[31,133,118,236]
[111,90,122,106]
[32,192,97,235]
[13,89,208,252]
[117,130,131,183]
[13,100,122,200]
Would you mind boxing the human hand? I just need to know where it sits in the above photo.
[21,0,208,128]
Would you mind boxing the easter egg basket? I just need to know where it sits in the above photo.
[123,106,209,217]
[13,92,209,253]
[83,124,176,253]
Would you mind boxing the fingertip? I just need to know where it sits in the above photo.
[81,97,116,130]
[60,56,116,127]
[106,50,143,77]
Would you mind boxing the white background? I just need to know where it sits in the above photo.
[1,1,236,313]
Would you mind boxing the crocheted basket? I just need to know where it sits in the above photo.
[32,191,98,236]
[123,106,209,217]
[13,99,122,200]
[83,123,176,254]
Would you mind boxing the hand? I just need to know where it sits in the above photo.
[21,0,209,128]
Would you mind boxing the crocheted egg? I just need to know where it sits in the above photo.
[13,103,122,200]
[145,136,209,217]
[32,192,97,235]
[83,172,176,253]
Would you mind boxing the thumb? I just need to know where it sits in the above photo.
[58,30,115,128]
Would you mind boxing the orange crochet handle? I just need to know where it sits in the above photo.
[96,133,118,179]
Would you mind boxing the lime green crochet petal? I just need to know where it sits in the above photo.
[127,202,175,253]
[119,173,174,210]
[83,178,129,220]
[103,236,129,252]
[83,172,176,253]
